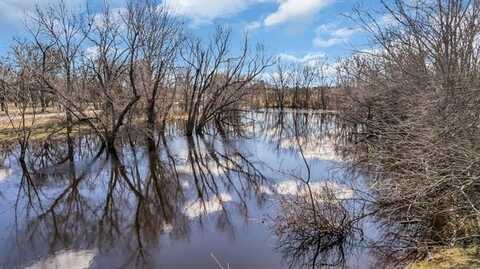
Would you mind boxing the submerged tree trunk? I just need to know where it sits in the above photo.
[320,87,326,110]
[185,118,195,136]
[146,96,157,134]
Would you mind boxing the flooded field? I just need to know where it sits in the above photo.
[0,110,374,269]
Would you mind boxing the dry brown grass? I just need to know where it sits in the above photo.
[409,247,480,269]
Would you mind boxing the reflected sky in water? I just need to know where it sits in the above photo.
[0,110,371,269]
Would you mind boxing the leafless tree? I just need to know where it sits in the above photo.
[0,42,43,150]
[270,61,290,110]
[29,0,93,128]
[83,0,156,150]
[180,27,271,136]
[132,0,182,133]
[269,57,330,110]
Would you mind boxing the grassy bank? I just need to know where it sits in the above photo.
[409,246,480,269]
[0,121,92,144]
[0,109,190,144]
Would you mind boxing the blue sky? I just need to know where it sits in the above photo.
[0,0,386,63]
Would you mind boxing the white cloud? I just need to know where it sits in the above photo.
[0,0,41,27]
[165,0,269,24]
[313,24,363,48]
[277,52,326,64]
[264,0,334,27]
[274,51,338,80]
[379,13,396,26]
[165,0,335,27]
[358,46,383,55]
[245,20,262,31]
[85,46,99,60]
[0,0,85,28]
[92,7,127,29]
[324,61,339,77]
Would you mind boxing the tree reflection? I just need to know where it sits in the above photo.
[257,110,342,162]
[184,134,268,231]
[8,127,271,268]
[267,111,365,269]
[273,188,363,269]
[0,110,386,269]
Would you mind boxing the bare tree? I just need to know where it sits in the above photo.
[0,42,43,155]
[132,0,182,133]
[29,0,93,127]
[180,27,271,136]
[289,61,320,109]
[269,57,329,110]
[0,62,10,112]
[270,61,289,110]
[85,2,136,149]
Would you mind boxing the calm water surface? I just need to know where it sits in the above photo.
[0,110,373,269]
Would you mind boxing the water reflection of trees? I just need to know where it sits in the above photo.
[274,189,364,269]
[258,109,457,268]
[186,134,267,213]
[255,110,345,162]
[2,110,412,269]
[8,129,270,268]
[261,110,366,269]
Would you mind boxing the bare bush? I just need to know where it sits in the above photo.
[337,0,480,263]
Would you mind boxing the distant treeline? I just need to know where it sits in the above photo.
[248,84,347,111]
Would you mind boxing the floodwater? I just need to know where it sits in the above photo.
[0,110,374,269]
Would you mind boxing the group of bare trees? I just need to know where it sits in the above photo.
[3,0,479,266]
[0,0,350,149]
[265,58,334,110]
[337,0,480,264]
[0,0,271,147]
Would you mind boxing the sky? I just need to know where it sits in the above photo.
[0,0,387,64]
